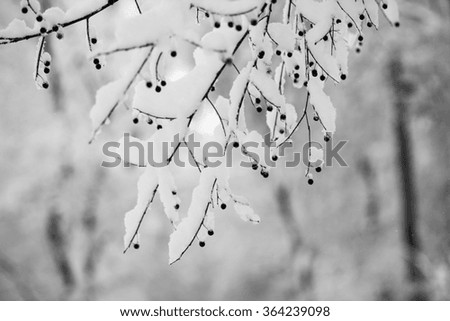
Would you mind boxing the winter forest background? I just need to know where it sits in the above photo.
[0,0,449,300]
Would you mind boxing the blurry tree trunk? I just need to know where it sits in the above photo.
[81,168,106,300]
[46,205,75,290]
[41,0,76,298]
[357,156,380,228]
[388,53,428,300]
[276,185,315,300]
[0,251,37,300]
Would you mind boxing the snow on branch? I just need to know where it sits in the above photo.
[0,0,400,264]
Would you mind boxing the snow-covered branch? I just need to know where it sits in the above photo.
[0,0,400,264]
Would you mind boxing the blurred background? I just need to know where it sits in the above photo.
[0,0,449,300]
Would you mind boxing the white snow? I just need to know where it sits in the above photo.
[168,169,217,264]
[307,78,336,134]
[123,167,158,249]
[233,195,261,224]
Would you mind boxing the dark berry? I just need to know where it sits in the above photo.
[252,163,258,170]
[312,69,318,77]
[208,230,214,236]
[316,167,322,173]
[170,51,177,57]
[287,52,293,58]
[91,38,98,44]
[309,61,315,67]
[44,67,50,74]
[133,243,140,250]
[52,25,59,32]
[271,0,277,4]
[21,7,28,14]
[199,241,206,247]
[235,25,242,32]
[174,204,180,210]
[261,170,269,178]
[146,81,153,88]
[279,128,285,134]
[233,141,240,148]
[294,65,300,70]
[214,21,220,28]
[95,64,102,70]
[36,15,43,22]
[147,118,154,125]
[172,191,177,195]
[359,14,365,20]
[367,22,373,28]
[210,86,215,92]
[93,58,100,65]
[161,80,167,87]
[228,21,234,28]
[308,178,314,185]
[157,124,163,130]
[267,105,273,112]
[276,50,282,56]
[220,203,227,210]
[298,30,304,37]
[324,135,330,142]
[42,82,49,89]
[336,19,342,24]
[44,60,51,67]
[280,114,286,121]
[313,115,320,121]
[320,75,326,81]
[303,81,308,87]
[356,48,361,54]
[56,32,64,40]
[256,106,263,113]
[250,19,258,26]
[382,3,388,9]
[358,35,364,42]
[255,97,261,104]
[348,22,353,28]
[394,22,400,28]
[133,117,139,124]
[323,35,328,41]
[258,51,265,59]
[340,74,347,81]
[155,86,162,93]
[40,27,47,34]
[271,155,278,162]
